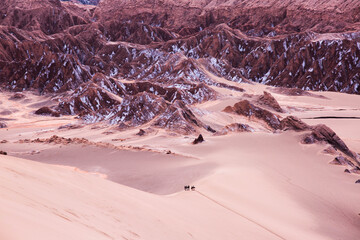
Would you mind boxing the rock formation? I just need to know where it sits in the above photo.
[330,155,355,166]
[1,0,360,134]
[193,134,204,144]
[154,100,215,134]
[136,129,146,136]
[223,100,281,130]
[9,93,26,100]
[257,91,284,113]
[35,107,60,117]
[302,124,355,159]
[280,116,310,131]
[215,123,253,136]
[0,122,7,128]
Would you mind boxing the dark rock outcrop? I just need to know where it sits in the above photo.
[280,116,310,131]
[351,167,360,174]
[215,123,253,136]
[302,134,317,144]
[302,124,355,159]
[329,155,354,167]
[136,129,146,136]
[0,122,7,128]
[257,91,284,113]
[193,134,204,144]
[35,107,60,117]
[224,100,281,130]
[9,93,26,100]
[322,146,337,155]
[26,135,89,145]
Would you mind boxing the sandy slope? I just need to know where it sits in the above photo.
[1,131,360,240]
[0,154,289,240]
[9,144,216,195]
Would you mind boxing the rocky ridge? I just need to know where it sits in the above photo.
[222,97,360,168]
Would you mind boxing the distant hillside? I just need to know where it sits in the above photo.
[1,0,360,129]
[61,0,100,5]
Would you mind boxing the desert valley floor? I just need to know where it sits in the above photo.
[1,82,360,240]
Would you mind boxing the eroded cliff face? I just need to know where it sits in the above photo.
[1,0,360,132]
[96,0,360,34]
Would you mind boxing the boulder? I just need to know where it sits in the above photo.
[280,116,310,131]
[350,167,360,174]
[302,134,317,144]
[322,146,337,155]
[193,134,204,144]
[311,125,354,158]
[9,93,26,100]
[0,122,7,128]
[35,107,60,117]
[136,129,146,136]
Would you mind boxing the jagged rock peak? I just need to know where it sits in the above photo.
[97,0,360,34]
[223,100,281,130]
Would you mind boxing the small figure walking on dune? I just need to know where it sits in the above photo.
[184,185,196,191]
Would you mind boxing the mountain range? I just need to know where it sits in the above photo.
[1,0,360,131]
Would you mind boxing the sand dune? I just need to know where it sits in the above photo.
[1,83,360,239]
[0,154,287,240]
[1,132,360,239]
